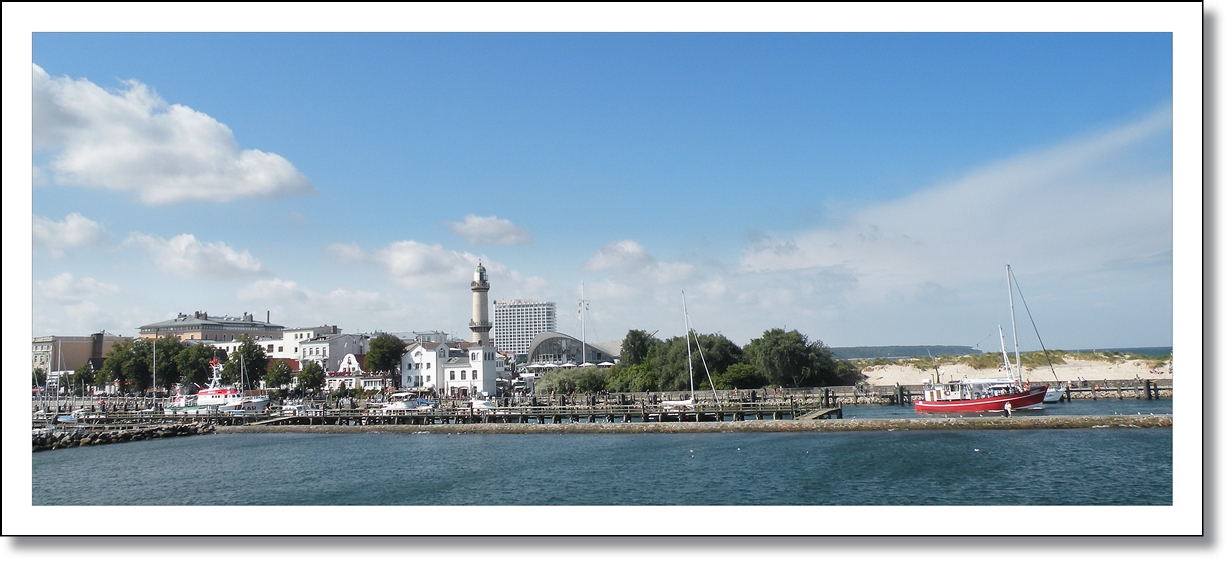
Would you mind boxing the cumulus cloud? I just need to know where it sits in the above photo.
[35,273,121,304]
[33,212,107,256]
[445,214,533,245]
[583,240,697,285]
[322,239,547,297]
[239,278,383,311]
[232,278,394,330]
[127,233,267,279]
[32,64,315,204]
[374,240,481,288]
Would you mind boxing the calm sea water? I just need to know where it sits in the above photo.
[33,424,1170,506]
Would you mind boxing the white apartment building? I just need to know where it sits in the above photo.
[194,325,342,369]
[400,341,454,389]
[299,333,370,372]
[492,299,556,357]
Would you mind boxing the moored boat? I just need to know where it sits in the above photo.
[916,378,1047,413]
[1043,382,1068,403]
[915,265,1050,414]
[173,357,269,414]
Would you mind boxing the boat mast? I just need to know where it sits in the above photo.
[1007,264,1022,384]
[151,333,157,402]
[683,290,695,400]
[998,326,1013,379]
[56,338,62,413]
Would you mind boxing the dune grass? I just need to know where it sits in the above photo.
[854,350,1171,372]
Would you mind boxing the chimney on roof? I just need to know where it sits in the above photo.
[267,311,270,324]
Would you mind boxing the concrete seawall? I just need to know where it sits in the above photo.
[216,414,1171,435]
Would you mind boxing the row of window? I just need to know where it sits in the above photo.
[448,370,479,381]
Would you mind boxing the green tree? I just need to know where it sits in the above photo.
[691,333,743,377]
[69,363,94,396]
[222,336,268,389]
[32,367,47,387]
[176,344,222,393]
[264,360,294,390]
[366,333,408,387]
[151,334,185,393]
[98,338,153,393]
[606,363,659,393]
[575,367,608,393]
[620,329,658,366]
[296,361,325,395]
[535,366,609,395]
[713,363,766,390]
[647,332,737,392]
[743,328,861,388]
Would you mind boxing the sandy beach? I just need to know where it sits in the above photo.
[860,358,1173,387]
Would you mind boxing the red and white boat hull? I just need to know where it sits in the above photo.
[914,385,1048,413]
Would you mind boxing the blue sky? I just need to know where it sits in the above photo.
[25,29,1176,351]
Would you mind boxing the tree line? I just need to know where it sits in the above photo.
[534,328,863,395]
[82,332,408,397]
[81,335,320,395]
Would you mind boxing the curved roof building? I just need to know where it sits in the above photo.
[525,332,621,367]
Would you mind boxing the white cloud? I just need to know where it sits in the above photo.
[35,273,121,304]
[32,64,315,204]
[323,242,369,263]
[583,239,697,285]
[445,214,533,246]
[374,240,483,289]
[238,278,382,312]
[739,107,1173,288]
[127,233,267,279]
[32,212,107,256]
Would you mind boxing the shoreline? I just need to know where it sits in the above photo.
[860,358,1173,387]
[215,414,1171,435]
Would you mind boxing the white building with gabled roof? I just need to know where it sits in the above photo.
[300,333,370,373]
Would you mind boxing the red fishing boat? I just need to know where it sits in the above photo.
[915,378,1047,413]
[914,265,1050,414]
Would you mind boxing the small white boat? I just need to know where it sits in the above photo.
[471,398,497,410]
[383,390,438,411]
[1043,382,1068,403]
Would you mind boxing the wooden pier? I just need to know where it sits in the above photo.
[30,378,1169,429]
[32,401,843,429]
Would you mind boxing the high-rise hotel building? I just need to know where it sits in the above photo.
[492,299,556,357]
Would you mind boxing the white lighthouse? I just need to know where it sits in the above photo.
[470,263,492,345]
[445,262,500,398]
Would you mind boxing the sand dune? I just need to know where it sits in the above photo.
[859,359,1172,387]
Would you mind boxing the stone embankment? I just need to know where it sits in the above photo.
[32,421,216,452]
[216,414,1170,435]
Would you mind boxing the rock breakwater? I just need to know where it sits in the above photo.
[32,422,216,452]
[216,414,1170,435]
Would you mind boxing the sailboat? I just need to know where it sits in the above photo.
[915,265,1048,414]
[662,291,718,412]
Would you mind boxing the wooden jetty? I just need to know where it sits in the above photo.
[32,401,843,429]
[30,378,1170,429]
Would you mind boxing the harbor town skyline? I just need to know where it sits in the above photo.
[4,2,1207,549]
